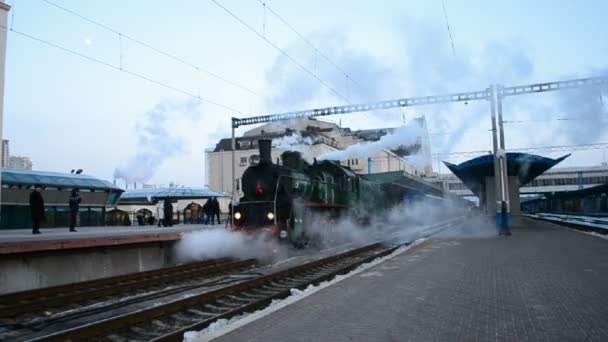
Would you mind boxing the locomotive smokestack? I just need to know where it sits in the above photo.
[259,139,272,163]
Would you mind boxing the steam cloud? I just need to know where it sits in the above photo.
[114,100,201,184]
[318,122,424,162]
[272,134,315,162]
[175,228,288,263]
[175,197,494,265]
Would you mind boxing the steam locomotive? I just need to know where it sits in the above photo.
[231,139,442,246]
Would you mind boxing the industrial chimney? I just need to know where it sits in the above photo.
[258,139,272,164]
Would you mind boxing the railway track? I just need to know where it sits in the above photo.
[526,214,608,235]
[23,242,400,342]
[0,258,258,339]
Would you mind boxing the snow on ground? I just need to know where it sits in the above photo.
[526,214,608,240]
[527,213,608,231]
[183,239,427,342]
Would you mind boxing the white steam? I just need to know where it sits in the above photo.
[272,134,315,162]
[318,122,424,162]
[175,228,288,263]
[114,100,201,184]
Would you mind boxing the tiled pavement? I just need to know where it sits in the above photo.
[209,217,608,341]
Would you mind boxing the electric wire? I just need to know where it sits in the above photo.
[433,142,608,157]
[440,0,456,57]
[40,0,265,100]
[1,23,245,114]
[254,0,404,120]
[210,0,352,104]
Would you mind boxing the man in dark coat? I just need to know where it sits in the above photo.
[203,198,213,224]
[163,199,173,227]
[213,197,221,224]
[69,188,81,232]
[29,184,45,234]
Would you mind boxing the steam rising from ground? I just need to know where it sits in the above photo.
[301,197,495,249]
[175,198,494,264]
[176,228,288,263]
[318,122,424,161]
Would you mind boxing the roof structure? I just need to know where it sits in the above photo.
[119,187,226,203]
[444,153,570,196]
[0,169,122,191]
[366,171,443,197]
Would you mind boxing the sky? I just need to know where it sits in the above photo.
[3,0,608,187]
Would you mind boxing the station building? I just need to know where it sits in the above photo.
[0,169,123,229]
[205,117,433,197]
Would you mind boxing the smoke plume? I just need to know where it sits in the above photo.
[114,100,201,184]
[318,121,424,161]
[271,133,315,162]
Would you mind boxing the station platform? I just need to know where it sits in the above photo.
[0,224,227,294]
[0,224,223,255]
[209,217,608,341]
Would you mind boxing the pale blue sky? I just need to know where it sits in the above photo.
[4,0,608,186]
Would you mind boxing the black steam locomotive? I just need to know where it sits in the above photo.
[232,139,432,246]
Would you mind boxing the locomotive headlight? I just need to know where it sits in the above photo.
[234,212,242,220]
[267,212,275,220]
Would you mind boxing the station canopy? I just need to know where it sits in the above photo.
[444,153,570,196]
[119,187,226,203]
[1,169,122,191]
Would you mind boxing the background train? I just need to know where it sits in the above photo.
[232,139,461,246]
[521,183,608,216]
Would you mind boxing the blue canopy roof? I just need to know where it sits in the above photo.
[444,153,569,196]
[1,169,122,191]
[119,187,226,203]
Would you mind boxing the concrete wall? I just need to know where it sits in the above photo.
[0,242,177,295]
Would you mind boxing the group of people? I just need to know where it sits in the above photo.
[29,185,81,235]
[28,187,224,234]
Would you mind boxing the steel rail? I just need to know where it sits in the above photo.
[0,258,256,319]
[28,243,396,342]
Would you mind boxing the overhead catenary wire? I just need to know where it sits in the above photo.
[440,0,456,58]
[1,24,245,114]
[255,0,407,120]
[256,0,360,90]
[40,0,265,100]
[210,0,352,105]
[433,142,608,157]
[502,117,589,124]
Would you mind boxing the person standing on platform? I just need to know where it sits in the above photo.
[163,199,173,227]
[29,184,45,234]
[213,197,221,224]
[203,198,213,225]
[69,188,81,232]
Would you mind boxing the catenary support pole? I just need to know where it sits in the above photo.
[231,119,236,228]
[489,85,503,229]
[0,2,11,224]
[496,85,510,230]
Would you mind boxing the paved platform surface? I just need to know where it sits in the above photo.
[0,224,224,254]
[211,217,608,341]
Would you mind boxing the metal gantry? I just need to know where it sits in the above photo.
[229,75,608,227]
